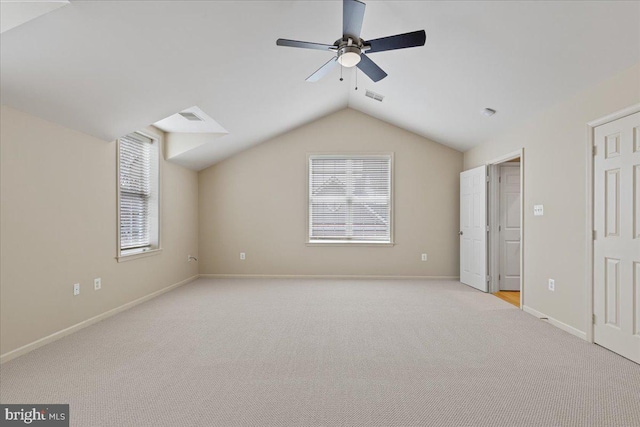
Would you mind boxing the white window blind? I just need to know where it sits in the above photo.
[119,133,153,251]
[309,155,392,243]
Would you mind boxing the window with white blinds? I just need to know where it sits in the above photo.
[118,132,158,254]
[308,154,392,243]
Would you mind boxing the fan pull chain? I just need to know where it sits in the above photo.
[340,63,343,81]
[355,68,358,91]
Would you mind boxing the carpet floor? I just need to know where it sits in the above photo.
[1,278,639,426]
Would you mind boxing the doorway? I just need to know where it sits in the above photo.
[459,149,524,307]
[488,152,524,308]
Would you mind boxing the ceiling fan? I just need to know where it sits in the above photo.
[276,0,426,83]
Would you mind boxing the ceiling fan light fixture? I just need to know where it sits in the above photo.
[337,46,361,67]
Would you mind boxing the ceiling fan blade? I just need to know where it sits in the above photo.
[277,39,335,51]
[306,56,339,82]
[365,30,426,53]
[357,54,387,82]
[343,0,366,39]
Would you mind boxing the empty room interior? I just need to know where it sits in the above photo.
[1,0,639,426]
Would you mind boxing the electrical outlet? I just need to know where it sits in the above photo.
[94,278,101,290]
[548,279,555,291]
[421,253,428,262]
[240,252,246,260]
[73,283,80,296]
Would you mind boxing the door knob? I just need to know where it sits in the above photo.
[459,231,463,236]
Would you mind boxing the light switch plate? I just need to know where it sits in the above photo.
[534,205,544,216]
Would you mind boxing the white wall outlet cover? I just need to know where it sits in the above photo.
[240,252,246,260]
[421,253,428,261]
[94,278,101,290]
[533,205,544,216]
[73,283,80,296]
[548,279,555,291]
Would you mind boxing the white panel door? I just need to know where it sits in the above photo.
[460,165,487,292]
[499,165,521,291]
[594,111,640,364]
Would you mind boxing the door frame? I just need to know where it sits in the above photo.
[486,149,524,307]
[586,103,640,343]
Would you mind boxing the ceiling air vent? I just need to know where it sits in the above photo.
[365,90,384,102]
[179,112,203,121]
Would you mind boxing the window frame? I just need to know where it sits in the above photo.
[116,130,162,262]
[306,152,394,246]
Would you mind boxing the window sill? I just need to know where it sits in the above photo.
[306,242,394,247]
[116,248,162,263]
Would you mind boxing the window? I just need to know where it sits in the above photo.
[308,154,393,244]
[117,132,160,260]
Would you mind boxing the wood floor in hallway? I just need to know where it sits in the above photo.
[493,290,520,307]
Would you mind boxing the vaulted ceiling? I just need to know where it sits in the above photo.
[1,1,639,170]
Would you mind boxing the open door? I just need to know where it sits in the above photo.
[460,165,487,292]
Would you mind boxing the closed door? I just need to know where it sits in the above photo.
[499,165,521,291]
[593,111,640,364]
[460,165,487,292]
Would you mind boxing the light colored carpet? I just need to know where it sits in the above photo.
[1,278,639,427]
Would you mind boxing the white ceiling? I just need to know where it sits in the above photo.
[1,1,639,170]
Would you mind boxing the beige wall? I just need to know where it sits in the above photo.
[464,62,640,334]
[0,106,199,356]
[199,108,463,277]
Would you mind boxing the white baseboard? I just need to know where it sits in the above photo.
[200,274,460,280]
[522,305,587,340]
[0,275,200,364]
